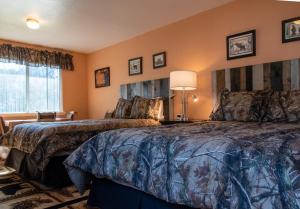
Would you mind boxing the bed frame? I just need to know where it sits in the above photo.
[212,58,300,105]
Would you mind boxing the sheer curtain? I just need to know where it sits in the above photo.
[0,62,61,113]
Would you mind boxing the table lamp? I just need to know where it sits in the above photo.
[170,70,197,121]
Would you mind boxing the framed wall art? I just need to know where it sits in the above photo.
[153,51,166,69]
[95,67,110,88]
[227,30,256,60]
[282,16,300,43]
[128,57,143,76]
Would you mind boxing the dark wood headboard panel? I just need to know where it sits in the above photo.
[212,58,300,105]
[120,78,172,120]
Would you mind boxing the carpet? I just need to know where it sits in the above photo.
[0,166,90,209]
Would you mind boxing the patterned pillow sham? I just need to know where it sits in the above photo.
[211,89,300,122]
[104,111,115,119]
[279,91,300,122]
[210,89,272,122]
[130,96,150,119]
[130,96,163,120]
[262,91,286,122]
[114,98,133,119]
[250,90,274,122]
[211,90,256,121]
[262,91,300,122]
[148,97,163,120]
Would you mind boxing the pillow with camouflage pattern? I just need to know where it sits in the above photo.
[259,90,300,122]
[210,89,273,122]
[114,98,133,119]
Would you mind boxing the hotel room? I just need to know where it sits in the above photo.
[0,0,300,208]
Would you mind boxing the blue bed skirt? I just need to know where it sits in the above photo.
[88,178,194,209]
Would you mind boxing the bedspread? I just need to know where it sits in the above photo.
[9,119,159,169]
[65,121,300,209]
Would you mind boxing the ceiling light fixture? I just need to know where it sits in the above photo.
[26,18,40,30]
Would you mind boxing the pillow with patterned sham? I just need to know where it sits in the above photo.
[250,90,274,122]
[114,98,132,119]
[210,89,272,122]
[130,96,150,119]
[222,91,257,121]
[104,111,115,119]
[148,97,163,120]
[262,91,286,122]
[210,89,256,121]
[209,91,227,121]
[281,91,300,122]
[260,90,300,122]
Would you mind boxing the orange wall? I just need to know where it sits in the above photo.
[62,52,88,119]
[0,39,88,119]
[87,0,300,120]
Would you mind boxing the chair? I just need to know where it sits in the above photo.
[0,116,6,137]
[0,116,10,146]
[36,112,56,122]
[66,111,76,121]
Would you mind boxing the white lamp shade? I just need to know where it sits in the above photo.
[170,70,197,90]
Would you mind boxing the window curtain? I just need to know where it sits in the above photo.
[0,44,74,71]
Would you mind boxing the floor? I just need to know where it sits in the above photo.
[0,164,90,209]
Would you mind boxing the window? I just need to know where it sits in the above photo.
[0,62,62,113]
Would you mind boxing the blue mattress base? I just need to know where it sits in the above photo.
[88,178,194,209]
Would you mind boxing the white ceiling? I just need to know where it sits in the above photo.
[0,0,233,53]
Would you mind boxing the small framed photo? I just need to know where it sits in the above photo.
[153,52,166,69]
[128,57,143,76]
[227,30,256,60]
[282,16,300,43]
[95,67,110,88]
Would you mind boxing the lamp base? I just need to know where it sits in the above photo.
[176,114,188,121]
[181,117,189,121]
[180,114,188,121]
[181,90,188,122]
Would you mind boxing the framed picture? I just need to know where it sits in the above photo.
[227,30,256,60]
[95,67,110,88]
[153,52,166,69]
[128,57,143,76]
[282,16,300,43]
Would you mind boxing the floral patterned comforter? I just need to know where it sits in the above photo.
[65,121,300,209]
[9,119,159,170]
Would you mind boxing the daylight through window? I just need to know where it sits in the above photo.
[0,62,61,113]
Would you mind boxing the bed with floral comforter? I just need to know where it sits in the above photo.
[65,121,300,209]
[7,119,159,170]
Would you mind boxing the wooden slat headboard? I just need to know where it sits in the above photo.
[120,78,172,120]
[212,58,300,105]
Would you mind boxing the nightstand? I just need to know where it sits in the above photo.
[159,120,194,125]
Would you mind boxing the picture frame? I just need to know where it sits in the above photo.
[227,30,256,60]
[153,51,167,69]
[128,57,143,76]
[95,67,110,88]
[282,16,300,43]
